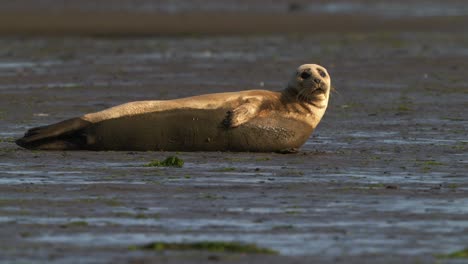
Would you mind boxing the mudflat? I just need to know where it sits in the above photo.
[0,2,467,263]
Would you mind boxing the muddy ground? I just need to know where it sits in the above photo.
[0,3,468,263]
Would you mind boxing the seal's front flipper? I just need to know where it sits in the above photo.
[16,117,91,150]
[223,99,261,128]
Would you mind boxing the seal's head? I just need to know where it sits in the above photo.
[287,64,331,107]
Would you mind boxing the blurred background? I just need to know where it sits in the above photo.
[1,0,467,35]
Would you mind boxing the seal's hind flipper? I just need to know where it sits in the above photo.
[16,117,91,150]
[18,139,82,150]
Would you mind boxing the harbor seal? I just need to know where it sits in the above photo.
[16,64,331,152]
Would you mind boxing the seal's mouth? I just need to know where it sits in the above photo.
[311,86,325,93]
[309,82,328,94]
[297,84,327,103]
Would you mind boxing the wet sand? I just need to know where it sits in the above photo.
[1,2,468,263]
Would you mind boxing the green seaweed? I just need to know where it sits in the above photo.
[20,232,32,238]
[397,104,411,112]
[422,160,444,166]
[282,170,304,176]
[0,137,15,143]
[216,167,236,172]
[104,199,123,207]
[132,241,277,254]
[200,193,219,199]
[442,117,465,121]
[145,156,184,168]
[368,183,386,189]
[134,213,149,219]
[452,141,467,150]
[437,248,468,259]
[418,160,444,173]
[447,184,458,189]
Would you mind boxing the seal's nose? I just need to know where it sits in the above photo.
[314,78,322,84]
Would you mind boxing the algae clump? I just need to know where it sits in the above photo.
[145,156,184,168]
[216,167,236,172]
[437,248,468,259]
[133,241,277,254]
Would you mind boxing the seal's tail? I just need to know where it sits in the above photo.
[16,117,91,150]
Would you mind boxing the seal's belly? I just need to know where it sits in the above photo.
[85,109,313,152]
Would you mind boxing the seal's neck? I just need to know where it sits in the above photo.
[281,85,329,110]
[282,85,299,99]
[278,86,328,128]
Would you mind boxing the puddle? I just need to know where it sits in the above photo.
[306,2,468,18]
[6,1,466,18]
[30,223,468,256]
[96,50,262,64]
[381,138,459,145]
[349,131,400,138]
[346,82,408,89]
[335,170,449,184]
[0,132,22,136]
[0,174,147,185]
[31,232,329,255]
[4,212,468,233]
[0,61,60,69]
[326,197,468,215]
[0,216,273,231]
[0,62,32,69]
[0,82,80,90]
[226,207,307,214]
[160,169,453,186]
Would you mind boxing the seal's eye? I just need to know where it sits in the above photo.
[300,71,312,79]
[317,69,327,78]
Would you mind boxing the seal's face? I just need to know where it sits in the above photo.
[289,64,331,106]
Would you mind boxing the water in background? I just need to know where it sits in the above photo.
[2,0,468,17]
